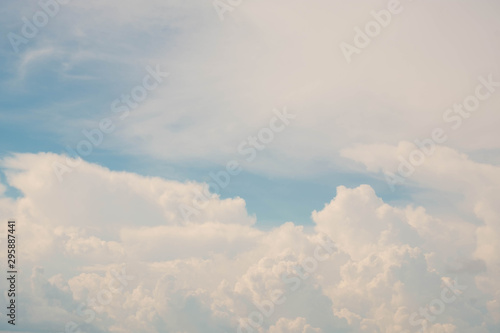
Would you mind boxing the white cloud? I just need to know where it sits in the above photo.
[268,317,321,333]
[342,142,500,327]
[100,0,500,175]
[0,152,497,332]
[7,0,500,177]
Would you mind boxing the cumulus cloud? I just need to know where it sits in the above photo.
[342,142,500,328]
[0,152,497,332]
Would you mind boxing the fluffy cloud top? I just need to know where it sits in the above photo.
[0,151,497,332]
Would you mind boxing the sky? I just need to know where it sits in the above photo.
[0,0,500,332]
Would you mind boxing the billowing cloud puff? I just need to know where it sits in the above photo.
[0,152,497,332]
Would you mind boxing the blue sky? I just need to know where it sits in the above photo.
[0,7,416,227]
[1,0,500,332]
